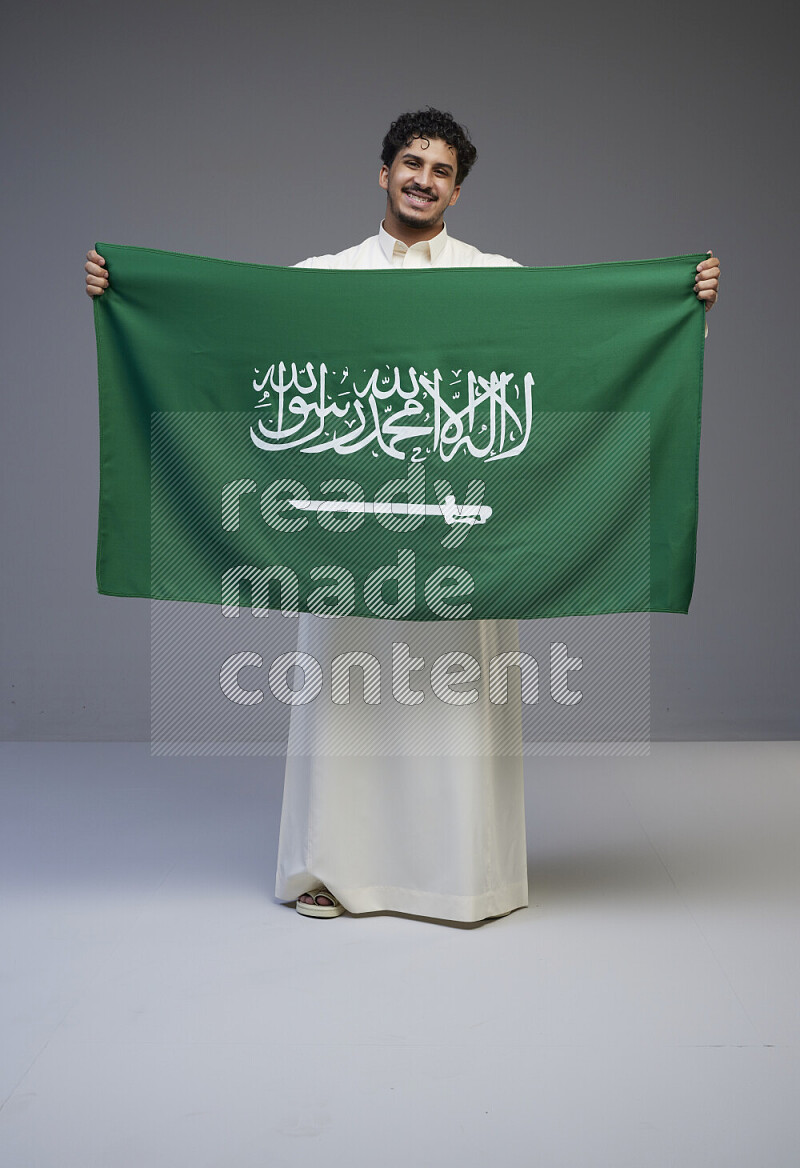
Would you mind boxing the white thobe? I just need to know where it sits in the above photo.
[273,221,529,921]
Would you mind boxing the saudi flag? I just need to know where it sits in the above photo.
[93,242,706,622]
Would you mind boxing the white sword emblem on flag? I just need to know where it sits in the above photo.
[287,494,492,526]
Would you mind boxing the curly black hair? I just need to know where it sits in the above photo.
[381,108,477,185]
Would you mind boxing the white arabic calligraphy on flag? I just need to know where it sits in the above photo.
[249,361,535,462]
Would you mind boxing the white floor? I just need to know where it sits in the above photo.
[0,741,798,1167]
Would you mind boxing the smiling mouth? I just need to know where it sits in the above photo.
[404,189,436,207]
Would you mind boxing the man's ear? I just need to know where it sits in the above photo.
[378,164,389,191]
[448,185,462,208]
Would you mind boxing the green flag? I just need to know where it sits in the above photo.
[93,242,706,621]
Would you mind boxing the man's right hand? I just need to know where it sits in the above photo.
[85,249,109,297]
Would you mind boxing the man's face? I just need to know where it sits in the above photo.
[379,135,461,230]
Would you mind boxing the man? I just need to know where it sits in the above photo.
[86,108,720,923]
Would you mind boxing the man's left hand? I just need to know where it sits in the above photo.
[695,252,720,311]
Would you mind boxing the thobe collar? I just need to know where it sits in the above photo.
[378,220,449,265]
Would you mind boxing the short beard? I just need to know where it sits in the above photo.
[389,190,444,230]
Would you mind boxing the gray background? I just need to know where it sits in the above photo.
[2,0,797,741]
